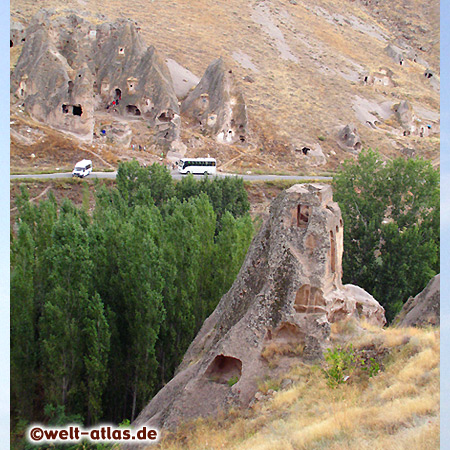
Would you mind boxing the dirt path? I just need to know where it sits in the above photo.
[10,185,51,212]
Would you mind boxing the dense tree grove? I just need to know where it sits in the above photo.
[332,149,439,321]
[11,162,254,432]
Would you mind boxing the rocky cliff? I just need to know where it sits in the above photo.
[133,184,385,431]
[396,274,440,328]
[11,11,180,145]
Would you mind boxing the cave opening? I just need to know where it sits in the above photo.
[297,204,311,227]
[126,105,141,116]
[72,105,82,116]
[204,355,242,384]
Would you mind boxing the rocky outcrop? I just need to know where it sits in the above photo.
[385,43,406,65]
[181,58,248,145]
[134,184,385,431]
[393,100,414,131]
[337,124,362,152]
[10,21,26,48]
[11,11,180,145]
[396,274,440,328]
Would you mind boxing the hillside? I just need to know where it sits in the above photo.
[10,0,439,174]
[155,323,440,450]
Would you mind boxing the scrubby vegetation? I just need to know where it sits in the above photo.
[11,162,254,441]
[157,323,439,450]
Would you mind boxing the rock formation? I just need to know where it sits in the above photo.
[10,21,26,48]
[396,274,440,328]
[385,43,406,65]
[181,58,248,145]
[11,11,180,145]
[337,124,362,152]
[393,100,414,132]
[134,184,385,431]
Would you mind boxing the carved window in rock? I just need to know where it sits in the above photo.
[294,284,311,313]
[297,204,311,228]
[294,285,325,313]
[330,230,336,273]
[72,105,82,116]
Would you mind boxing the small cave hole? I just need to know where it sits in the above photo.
[126,105,141,116]
[297,204,311,227]
[204,355,242,384]
[302,147,310,155]
[62,104,69,114]
[72,105,82,116]
[354,142,362,150]
[115,88,122,100]
[21,38,25,42]
[158,110,174,122]
[239,135,246,142]
[10,40,13,48]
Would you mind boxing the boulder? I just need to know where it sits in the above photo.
[396,274,440,328]
[181,58,247,145]
[337,124,362,152]
[133,184,385,431]
[393,100,414,131]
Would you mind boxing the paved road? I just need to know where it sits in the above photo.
[11,171,332,182]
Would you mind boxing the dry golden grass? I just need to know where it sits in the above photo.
[153,326,439,450]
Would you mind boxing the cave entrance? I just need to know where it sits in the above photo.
[62,104,69,114]
[158,109,174,122]
[204,355,242,384]
[115,88,122,100]
[72,105,82,116]
[126,105,141,116]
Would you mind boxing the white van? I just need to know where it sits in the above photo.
[72,159,92,178]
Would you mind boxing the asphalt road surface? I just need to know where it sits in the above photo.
[11,171,332,182]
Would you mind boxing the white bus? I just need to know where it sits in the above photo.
[177,158,217,175]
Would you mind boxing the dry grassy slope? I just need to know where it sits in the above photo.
[11,0,439,173]
[155,324,440,450]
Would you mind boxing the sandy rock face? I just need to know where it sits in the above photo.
[11,11,179,145]
[396,274,440,328]
[134,184,385,431]
[181,58,247,145]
